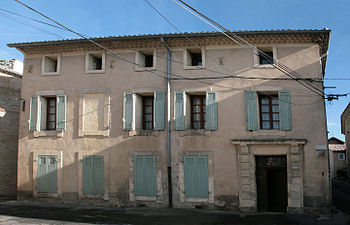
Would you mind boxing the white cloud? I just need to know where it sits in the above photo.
[328,122,337,127]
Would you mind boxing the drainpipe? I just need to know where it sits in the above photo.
[160,36,172,207]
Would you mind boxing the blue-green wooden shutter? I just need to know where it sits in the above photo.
[245,91,258,131]
[134,156,157,197]
[174,92,185,130]
[93,156,104,195]
[205,91,218,130]
[154,92,165,130]
[278,90,292,130]
[56,95,66,131]
[30,96,40,131]
[184,156,209,198]
[123,93,134,130]
[37,156,57,193]
[83,156,94,194]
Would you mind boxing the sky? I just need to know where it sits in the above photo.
[1,0,349,140]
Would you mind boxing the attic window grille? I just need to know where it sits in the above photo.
[88,53,103,71]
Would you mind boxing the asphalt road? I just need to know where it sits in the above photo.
[0,201,349,225]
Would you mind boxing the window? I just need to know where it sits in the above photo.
[29,94,67,133]
[174,91,217,131]
[135,50,157,71]
[78,90,111,137]
[191,95,206,129]
[142,96,154,130]
[254,46,276,68]
[46,97,56,130]
[37,155,57,193]
[184,156,208,198]
[123,92,165,132]
[133,156,157,197]
[338,153,345,160]
[86,52,105,73]
[82,155,104,195]
[258,49,274,65]
[184,48,206,69]
[42,55,60,75]
[259,94,279,130]
[245,90,291,131]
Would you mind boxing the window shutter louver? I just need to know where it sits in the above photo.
[56,95,67,131]
[205,91,218,130]
[30,96,40,131]
[93,156,104,195]
[123,93,134,130]
[245,91,258,131]
[278,90,292,130]
[82,156,94,194]
[174,92,185,130]
[154,92,165,130]
[134,156,157,197]
[184,156,209,198]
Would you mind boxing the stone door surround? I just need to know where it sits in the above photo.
[232,139,306,213]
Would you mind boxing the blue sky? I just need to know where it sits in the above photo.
[1,0,349,140]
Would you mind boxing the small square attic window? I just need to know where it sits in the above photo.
[42,55,60,75]
[184,48,205,69]
[86,52,105,73]
[258,49,274,65]
[135,50,156,71]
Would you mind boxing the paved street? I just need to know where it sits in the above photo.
[0,200,349,225]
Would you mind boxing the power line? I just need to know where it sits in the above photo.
[172,0,327,99]
[12,0,326,106]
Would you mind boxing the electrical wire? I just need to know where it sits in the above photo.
[173,0,327,98]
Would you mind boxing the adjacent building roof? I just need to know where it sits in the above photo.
[8,29,331,76]
[329,144,346,152]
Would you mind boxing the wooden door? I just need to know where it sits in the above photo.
[37,155,57,193]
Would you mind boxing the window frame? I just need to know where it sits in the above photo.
[338,153,345,161]
[142,96,154,130]
[41,54,61,75]
[190,95,206,130]
[254,46,277,68]
[85,52,106,74]
[184,48,206,70]
[259,93,280,130]
[46,97,57,131]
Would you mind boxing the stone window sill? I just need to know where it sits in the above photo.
[184,65,205,70]
[184,197,209,203]
[251,129,286,137]
[33,130,63,138]
[135,196,157,201]
[78,130,109,137]
[178,129,213,137]
[135,67,157,72]
[128,130,160,137]
[254,64,274,69]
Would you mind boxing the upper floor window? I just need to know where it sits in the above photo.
[338,153,345,161]
[191,95,206,130]
[42,55,60,75]
[184,48,206,69]
[86,52,105,73]
[245,90,291,131]
[135,50,157,71]
[29,94,66,133]
[259,94,279,130]
[254,46,276,68]
[142,96,154,130]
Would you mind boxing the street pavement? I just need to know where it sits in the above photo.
[0,200,349,225]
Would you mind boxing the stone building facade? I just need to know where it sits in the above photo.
[9,29,331,212]
[0,65,22,197]
[341,104,350,177]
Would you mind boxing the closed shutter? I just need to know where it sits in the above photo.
[184,156,209,198]
[37,156,57,193]
[205,91,218,130]
[123,93,134,130]
[56,95,67,131]
[134,156,157,197]
[174,92,185,130]
[30,96,40,131]
[82,156,94,194]
[154,91,165,130]
[93,156,104,195]
[83,155,104,195]
[278,90,292,130]
[245,91,258,131]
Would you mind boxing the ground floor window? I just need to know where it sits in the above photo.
[184,155,209,198]
[134,155,157,197]
[83,155,104,195]
[37,155,57,193]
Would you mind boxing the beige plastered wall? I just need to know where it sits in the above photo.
[17,43,329,210]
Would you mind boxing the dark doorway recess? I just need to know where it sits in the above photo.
[256,156,287,212]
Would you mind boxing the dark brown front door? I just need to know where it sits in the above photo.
[256,156,287,212]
